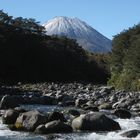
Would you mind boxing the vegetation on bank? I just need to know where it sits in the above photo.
[108,23,140,90]
[1,10,140,90]
[0,10,109,84]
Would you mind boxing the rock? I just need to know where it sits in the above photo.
[113,109,131,119]
[15,110,47,131]
[83,106,99,112]
[35,120,73,134]
[109,95,118,103]
[68,109,80,117]
[14,108,27,113]
[86,100,95,106]
[45,120,72,133]
[48,112,67,122]
[39,96,57,105]
[99,86,114,94]
[99,103,112,110]
[75,98,87,107]
[72,112,121,131]
[117,102,129,109]
[45,134,62,140]
[81,104,88,108]
[8,124,17,131]
[61,95,74,103]
[2,109,20,124]
[0,95,20,109]
[64,101,75,106]
[34,125,46,134]
[121,130,140,138]
[112,99,129,109]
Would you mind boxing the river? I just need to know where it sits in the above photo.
[0,105,140,140]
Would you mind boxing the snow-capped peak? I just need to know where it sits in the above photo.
[43,16,112,53]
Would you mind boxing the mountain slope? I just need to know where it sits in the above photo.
[43,16,112,53]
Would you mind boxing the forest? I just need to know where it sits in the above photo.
[108,23,140,90]
[0,10,109,84]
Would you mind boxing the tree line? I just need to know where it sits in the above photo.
[0,10,109,84]
[108,23,140,90]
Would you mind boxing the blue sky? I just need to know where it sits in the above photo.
[0,0,140,39]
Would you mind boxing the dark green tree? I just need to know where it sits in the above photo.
[108,23,140,90]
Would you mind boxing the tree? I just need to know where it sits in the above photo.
[108,23,140,90]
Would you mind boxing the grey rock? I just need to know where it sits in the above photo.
[48,111,66,122]
[2,109,19,124]
[44,120,72,133]
[34,125,46,134]
[99,103,112,110]
[113,109,131,119]
[75,98,87,107]
[121,130,140,138]
[34,120,73,134]
[40,96,57,105]
[0,95,20,109]
[15,110,47,131]
[68,109,80,117]
[83,106,99,112]
[72,112,121,131]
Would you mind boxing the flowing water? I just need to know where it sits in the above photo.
[0,105,140,140]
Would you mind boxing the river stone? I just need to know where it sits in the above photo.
[99,86,114,94]
[68,109,80,117]
[72,112,121,131]
[83,106,99,112]
[64,101,75,106]
[75,98,87,107]
[40,96,57,105]
[45,134,62,140]
[44,120,73,133]
[0,95,20,109]
[99,103,112,110]
[121,130,140,138]
[113,109,131,119]
[2,109,20,124]
[34,125,46,134]
[86,100,95,106]
[35,120,73,134]
[15,110,47,131]
[48,111,67,122]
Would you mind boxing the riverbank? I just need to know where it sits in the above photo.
[1,82,139,115]
[0,82,140,139]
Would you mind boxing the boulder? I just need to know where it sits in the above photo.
[2,109,20,124]
[75,98,87,107]
[64,101,75,106]
[86,100,95,106]
[99,86,114,94]
[68,109,80,117]
[99,103,112,110]
[61,95,74,103]
[34,125,46,134]
[0,95,20,109]
[48,111,67,122]
[121,130,140,138]
[83,106,99,112]
[113,109,131,119]
[72,112,121,131]
[39,96,57,105]
[45,134,62,140]
[45,120,72,133]
[35,120,73,134]
[15,110,47,131]
[14,107,27,113]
